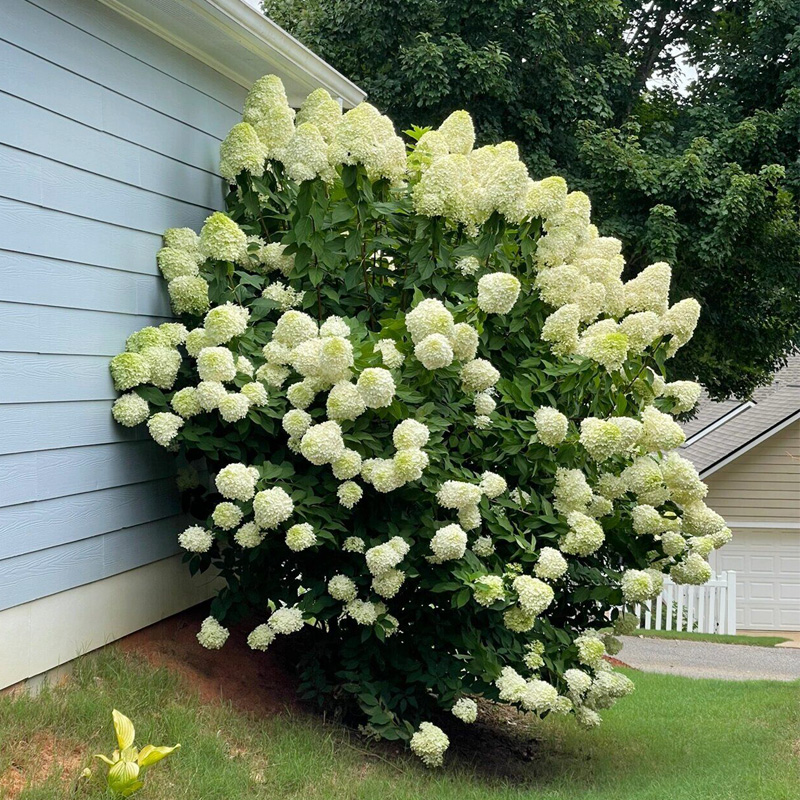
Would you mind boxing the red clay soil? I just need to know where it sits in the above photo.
[0,732,86,800]
[604,655,634,669]
[117,604,634,717]
[116,604,300,716]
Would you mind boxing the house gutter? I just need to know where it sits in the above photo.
[200,0,366,105]
[98,0,366,107]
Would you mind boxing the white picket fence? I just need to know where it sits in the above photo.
[633,571,737,635]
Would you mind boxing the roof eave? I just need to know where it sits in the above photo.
[696,408,800,479]
[98,0,367,107]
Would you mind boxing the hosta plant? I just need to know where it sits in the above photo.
[94,710,179,796]
[109,75,730,766]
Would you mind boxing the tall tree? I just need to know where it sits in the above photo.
[263,0,800,399]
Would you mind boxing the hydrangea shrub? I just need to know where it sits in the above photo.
[110,75,730,765]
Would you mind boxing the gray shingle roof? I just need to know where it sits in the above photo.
[679,356,800,476]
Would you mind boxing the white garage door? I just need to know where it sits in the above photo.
[712,529,800,630]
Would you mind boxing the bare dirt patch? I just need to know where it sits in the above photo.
[0,731,86,799]
[116,605,299,717]
[604,655,634,669]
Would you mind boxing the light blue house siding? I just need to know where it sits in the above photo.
[0,0,246,613]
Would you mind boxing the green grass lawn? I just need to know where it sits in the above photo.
[634,629,791,647]
[1,648,798,800]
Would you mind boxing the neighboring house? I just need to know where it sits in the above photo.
[0,0,365,689]
[680,356,800,631]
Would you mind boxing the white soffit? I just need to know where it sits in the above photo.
[98,0,366,107]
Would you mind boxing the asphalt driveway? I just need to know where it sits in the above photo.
[619,636,800,681]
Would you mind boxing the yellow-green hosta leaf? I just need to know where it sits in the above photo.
[93,754,116,766]
[120,780,145,797]
[137,743,181,768]
[112,709,136,750]
[107,758,140,794]
[121,746,139,762]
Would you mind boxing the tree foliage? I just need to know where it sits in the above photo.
[264,0,800,399]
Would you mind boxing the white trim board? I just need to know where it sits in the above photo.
[725,521,800,530]
[1,555,220,690]
[683,402,754,447]
[700,409,800,479]
[97,0,366,106]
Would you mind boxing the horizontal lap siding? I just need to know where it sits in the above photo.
[0,402,147,456]
[705,421,800,522]
[0,0,247,610]
[0,517,190,612]
[0,252,172,316]
[0,442,176,507]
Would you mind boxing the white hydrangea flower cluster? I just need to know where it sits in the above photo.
[429,523,468,561]
[155,228,209,316]
[286,522,316,552]
[460,358,500,394]
[197,616,229,650]
[246,624,275,652]
[268,605,305,635]
[282,122,335,183]
[513,575,555,616]
[552,468,593,515]
[534,406,569,446]
[523,640,546,671]
[477,272,522,315]
[263,281,304,311]
[112,392,150,427]
[435,470,508,534]
[575,634,607,668]
[212,502,243,531]
[406,299,460,364]
[253,487,294,529]
[411,128,534,230]
[342,536,365,553]
[178,525,213,553]
[495,666,564,715]
[204,303,250,345]
[451,697,478,724]
[147,412,184,447]
[328,574,358,602]
[473,574,505,606]
[110,323,188,393]
[200,212,248,264]
[242,75,295,159]
[472,535,495,557]
[410,722,450,768]
[518,171,702,368]
[374,338,405,369]
[329,102,406,183]
[671,551,713,584]
[534,547,568,580]
[216,463,259,502]
[662,380,703,413]
[620,569,660,602]
[258,242,295,276]
[561,511,605,556]
[219,122,267,181]
[235,522,264,549]
[346,598,385,626]
[219,391,252,422]
[337,481,363,509]
[456,255,481,276]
